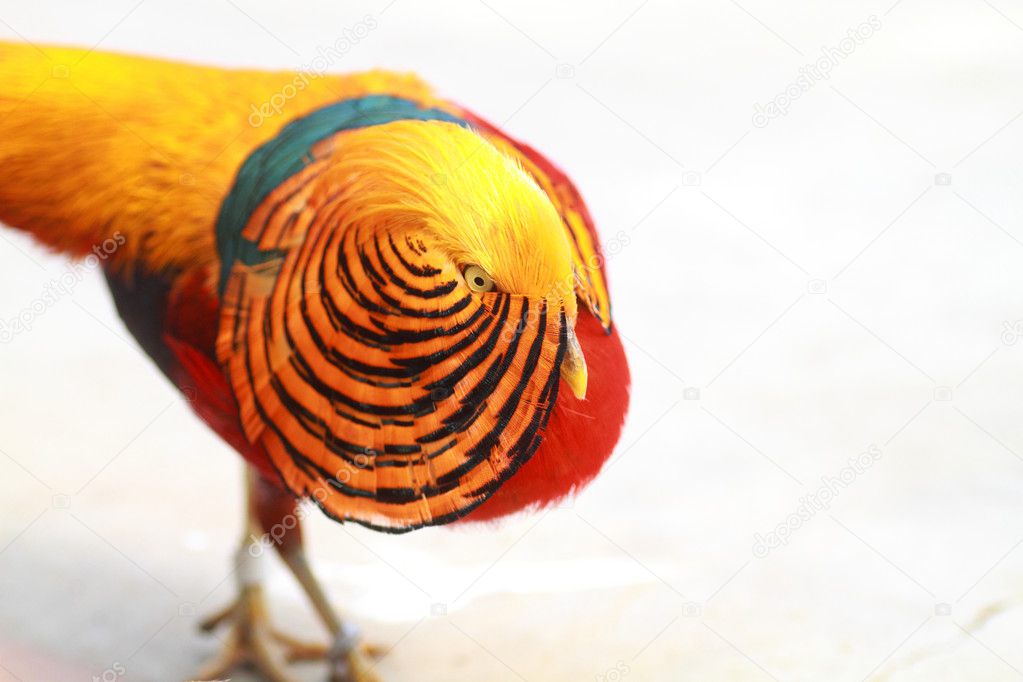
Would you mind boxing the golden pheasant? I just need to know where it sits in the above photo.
[0,42,630,681]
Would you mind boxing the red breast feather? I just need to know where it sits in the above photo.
[462,312,630,521]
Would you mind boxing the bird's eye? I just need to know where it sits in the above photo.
[463,264,495,293]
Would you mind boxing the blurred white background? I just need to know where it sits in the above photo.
[2,1,1023,680]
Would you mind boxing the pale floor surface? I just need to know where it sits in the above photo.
[3,1,1023,680]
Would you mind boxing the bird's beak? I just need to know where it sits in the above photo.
[561,324,588,400]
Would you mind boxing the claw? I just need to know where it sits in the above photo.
[197,584,380,682]
[329,647,380,682]
[197,585,292,682]
[196,468,382,681]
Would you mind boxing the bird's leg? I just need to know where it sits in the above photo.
[197,467,379,682]
[195,469,293,682]
[251,470,380,681]
[276,543,382,680]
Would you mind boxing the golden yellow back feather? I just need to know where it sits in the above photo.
[0,41,439,273]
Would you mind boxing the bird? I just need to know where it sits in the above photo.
[0,41,630,682]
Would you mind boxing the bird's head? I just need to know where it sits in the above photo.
[312,119,588,398]
[217,111,612,529]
